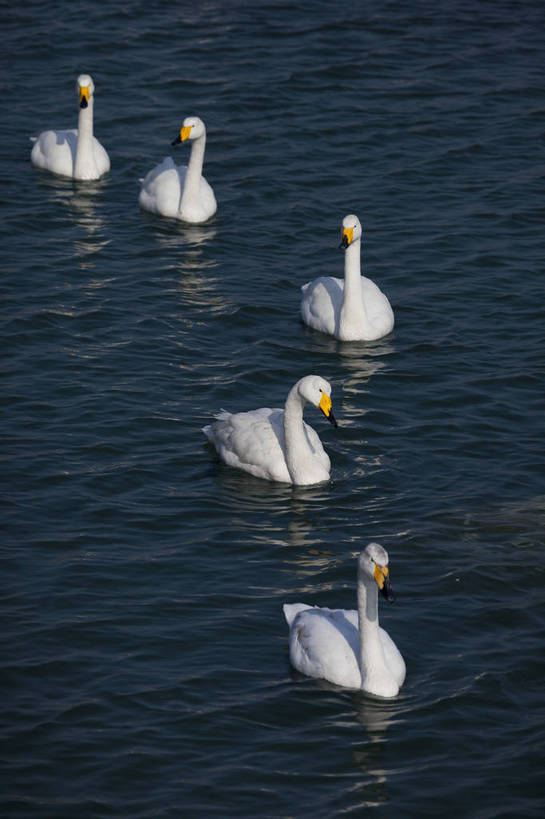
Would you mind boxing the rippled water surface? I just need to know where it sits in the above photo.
[2,1,545,816]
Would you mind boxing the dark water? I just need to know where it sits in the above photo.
[2,1,545,816]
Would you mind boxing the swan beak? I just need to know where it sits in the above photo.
[172,125,192,146]
[375,564,394,603]
[79,86,90,109]
[339,227,354,250]
[318,392,338,428]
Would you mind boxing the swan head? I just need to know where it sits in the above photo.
[297,375,338,428]
[172,116,206,146]
[358,543,394,602]
[77,74,95,109]
[339,214,362,250]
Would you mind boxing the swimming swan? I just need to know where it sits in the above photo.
[202,375,338,485]
[284,543,405,697]
[138,116,217,224]
[301,215,394,341]
[30,74,110,180]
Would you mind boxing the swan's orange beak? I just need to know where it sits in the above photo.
[79,85,90,109]
[374,563,394,602]
[339,226,354,250]
[318,392,338,428]
[172,125,192,146]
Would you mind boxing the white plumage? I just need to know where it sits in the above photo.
[301,215,394,341]
[202,375,338,485]
[139,116,216,223]
[30,74,110,181]
[284,543,405,697]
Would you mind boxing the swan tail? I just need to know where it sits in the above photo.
[283,603,312,626]
[202,410,231,439]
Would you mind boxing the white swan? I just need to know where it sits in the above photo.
[30,74,110,181]
[202,375,338,485]
[301,215,394,341]
[138,116,217,224]
[284,543,406,697]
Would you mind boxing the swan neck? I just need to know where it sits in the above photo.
[339,237,371,338]
[283,386,312,483]
[183,134,206,199]
[357,570,385,686]
[343,238,363,299]
[74,100,95,177]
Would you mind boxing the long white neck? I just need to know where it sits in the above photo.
[74,100,96,180]
[356,569,389,689]
[339,238,370,339]
[181,134,206,207]
[282,384,325,485]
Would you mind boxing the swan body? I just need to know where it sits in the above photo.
[139,116,217,223]
[202,375,338,485]
[284,543,405,697]
[30,75,110,180]
[301,215,394,341]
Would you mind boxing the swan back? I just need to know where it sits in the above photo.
[138,157,184,219]
[284,604,362,688]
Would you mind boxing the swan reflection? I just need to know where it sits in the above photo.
[174,255,228,315]
[338,340,394,423]
[40,176,110,265]
[349,695,403,806]
[339,343,392,391]
[353,693,400,737]
[286,515,323,553]
[150,222,232,316]
[151,221,217,251]
[69,185,110,262]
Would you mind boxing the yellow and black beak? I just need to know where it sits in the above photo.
[318,392,338,428]
[339,226,354,250]
[79,85,90,109]
[171,125,192,146]
[374,563,394,602]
